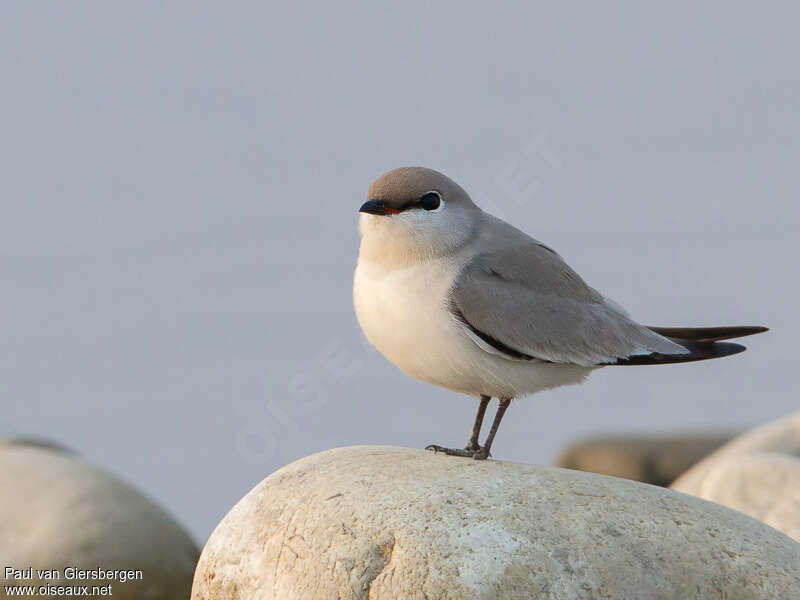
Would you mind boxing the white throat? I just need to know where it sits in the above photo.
[357,210,479,267]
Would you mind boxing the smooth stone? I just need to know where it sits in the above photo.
[555,432,735,486]
[672,411,800,542]
[193,445,800,600]
[0,439,199,599]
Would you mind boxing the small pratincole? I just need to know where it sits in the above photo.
[353,167,767,459]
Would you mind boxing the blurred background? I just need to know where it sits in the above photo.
[1,2,797,543]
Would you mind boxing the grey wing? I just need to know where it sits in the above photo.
[448,241,686,367]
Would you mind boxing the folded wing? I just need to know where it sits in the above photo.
[448,232,687,367]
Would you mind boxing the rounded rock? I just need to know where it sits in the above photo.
[193,445,800,600]
[0,439,199,599]
[672,411,800,542]
[555,432,735,486]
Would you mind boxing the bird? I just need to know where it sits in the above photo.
[352,166,767,460]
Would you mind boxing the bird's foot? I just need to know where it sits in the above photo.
[425,444,491,460]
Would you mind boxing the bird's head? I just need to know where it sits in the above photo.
[358,167,481,263]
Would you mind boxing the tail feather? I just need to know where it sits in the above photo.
[647,325,768,343]
[610,325,767,366]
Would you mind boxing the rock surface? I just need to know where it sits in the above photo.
[0,439,199,599]
[193,445,800,600]
[555,432,735,486]
[672,411,800,542]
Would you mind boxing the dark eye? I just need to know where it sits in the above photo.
[420,191,441,211]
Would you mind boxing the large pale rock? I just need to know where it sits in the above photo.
[193,446,800,600]
[0,439,199,599]
[672,411,800,542]
[555,432,734,486]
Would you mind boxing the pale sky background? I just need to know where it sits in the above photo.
[1,2,797,542]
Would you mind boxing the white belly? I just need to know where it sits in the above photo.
[353,256,594,399]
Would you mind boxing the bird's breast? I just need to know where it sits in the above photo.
[353,256,468,386]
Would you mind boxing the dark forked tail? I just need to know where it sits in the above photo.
[611,325,768,366]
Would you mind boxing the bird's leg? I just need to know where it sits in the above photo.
[425,395,492,458]
[465,395,490,452]
[472,397,511,460]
